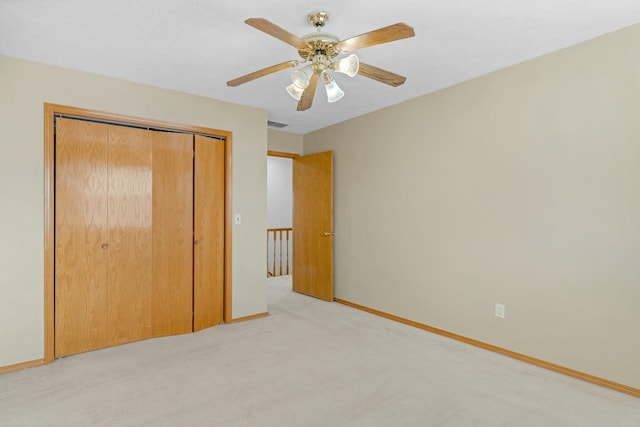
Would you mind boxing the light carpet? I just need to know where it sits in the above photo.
[1,276,638,426]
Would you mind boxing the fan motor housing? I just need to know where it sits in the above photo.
[299,33,340,60]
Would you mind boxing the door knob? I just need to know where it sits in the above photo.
[323,232,334,236]
[101,243,108,249]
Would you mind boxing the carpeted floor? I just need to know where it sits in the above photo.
[0,276,638,426]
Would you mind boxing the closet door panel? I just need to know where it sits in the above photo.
[55,119,109,357]
[151,132,194,337]
[193,135,225,331]
[106,126,153,346]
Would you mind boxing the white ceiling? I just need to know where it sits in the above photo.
[1,1,639,134]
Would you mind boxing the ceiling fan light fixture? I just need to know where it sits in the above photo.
[228,12,415,111]
[322,72,344,103]
[334,54,359,77]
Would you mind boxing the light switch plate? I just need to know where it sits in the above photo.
[234,214,241,225]
[495,303,505,319]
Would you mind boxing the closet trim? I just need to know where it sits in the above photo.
[53,113,227,140]
[44,103,234,363]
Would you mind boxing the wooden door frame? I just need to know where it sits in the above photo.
[44,103,234,363]
[267,150,300,159]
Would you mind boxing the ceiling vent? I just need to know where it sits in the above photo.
[267,120,288,129]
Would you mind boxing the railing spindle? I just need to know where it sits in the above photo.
[272,230,276,276]
[278,230,283,275]
[285,229,290,275]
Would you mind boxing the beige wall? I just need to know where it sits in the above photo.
[268,129,303,154]
[304,24,640,388]
[0,55,268,367]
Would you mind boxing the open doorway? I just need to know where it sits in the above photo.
[267,153,295,281]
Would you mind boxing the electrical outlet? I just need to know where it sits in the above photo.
[495,303,505,319]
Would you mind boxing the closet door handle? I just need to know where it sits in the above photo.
[101,243,108,249]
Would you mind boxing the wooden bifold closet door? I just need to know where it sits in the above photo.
[151,132,194,338]
[55,118,222,358]
[55,119,111,356]
[193,135,225,331]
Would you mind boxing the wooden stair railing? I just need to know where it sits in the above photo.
[267,227,292,277]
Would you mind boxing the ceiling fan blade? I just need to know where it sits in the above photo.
[245,18,310,50]
[335,23,415,53]
[297,72,319,111]
[226,60,298,87]
[357,62,407,87]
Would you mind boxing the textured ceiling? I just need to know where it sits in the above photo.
[1,0,639,134]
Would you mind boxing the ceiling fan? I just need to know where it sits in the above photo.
[226,11,415,111]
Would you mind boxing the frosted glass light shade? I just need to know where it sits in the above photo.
[286,67,313,101]
[291,68,311,89]
[334,54,359,77]
[286,83,305,100]
[324,79,344,103]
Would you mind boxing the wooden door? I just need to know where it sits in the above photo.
[193,135,225,330]
[55,119,109,357]
[106,125,153,346]
[151,132,194,337]
[292,151,334,301]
